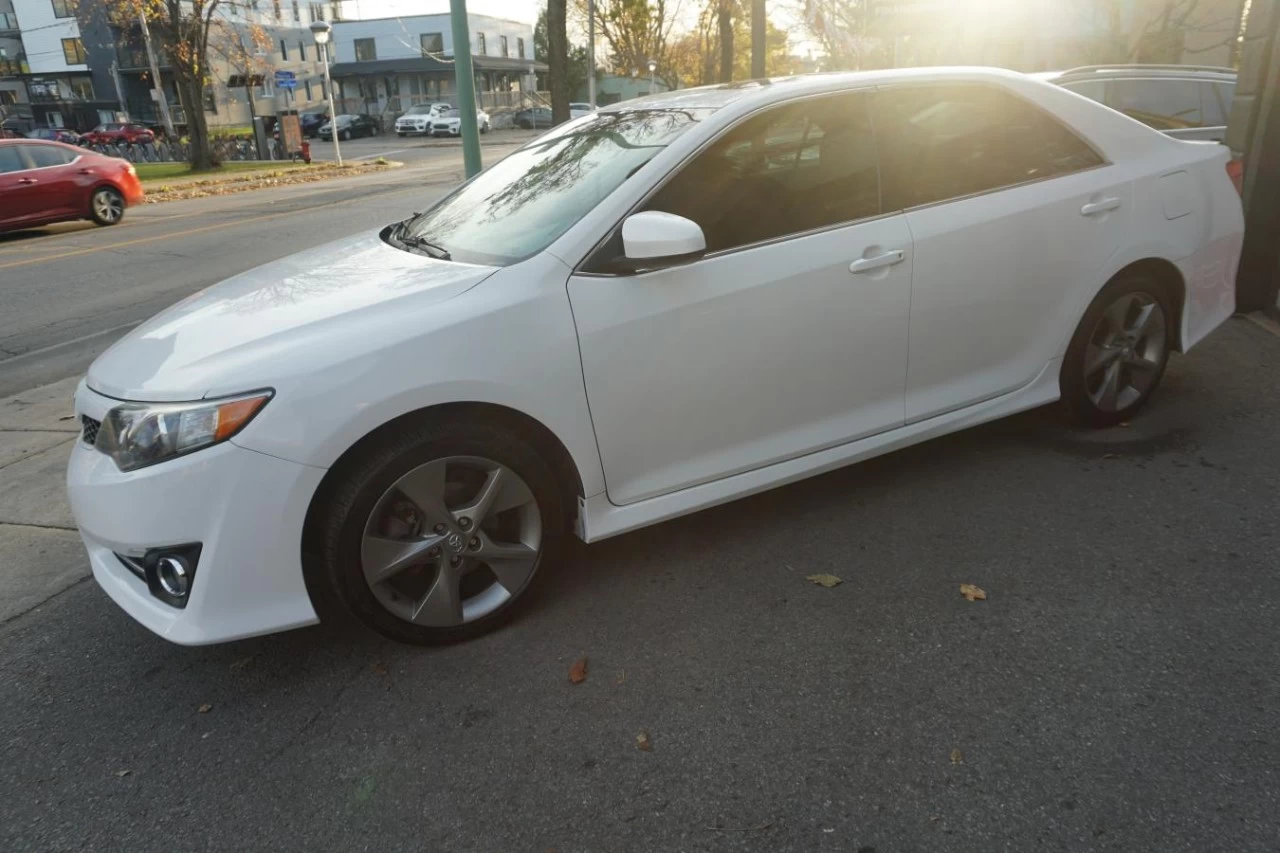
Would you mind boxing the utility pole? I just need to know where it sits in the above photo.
[137,10,176,139]
[751,0,765,79]
[587,0,596,108]
[449,0,482,177]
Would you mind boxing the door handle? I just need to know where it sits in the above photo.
[78,168,95,175]
[17,177,37,185]
[849,249,905,275]
[1080,197,1122,216]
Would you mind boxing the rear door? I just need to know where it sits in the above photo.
[874,83,1129,422]
[0,146,45,227]
[19,144,80,215]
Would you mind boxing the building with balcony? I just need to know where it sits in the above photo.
[0,1,28,123]
[326,13,545,121]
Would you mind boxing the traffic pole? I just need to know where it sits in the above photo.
[450,0,482,178]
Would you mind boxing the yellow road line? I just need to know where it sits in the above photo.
[0,183,433,272]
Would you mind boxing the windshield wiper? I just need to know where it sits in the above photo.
[391,218,451,260]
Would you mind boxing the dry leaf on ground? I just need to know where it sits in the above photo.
[229,656,255,673]
[636,730,653,752]
[115,769,131,778]
[1101,452,1120,460]
[569,657,588,684]
[372,662,389,677]
[950,748,964,765]
[197,703,213,714]
[959,584,987,602]
[806,574,843,588]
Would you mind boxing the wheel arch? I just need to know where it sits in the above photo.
[301,400,585,556]
[1107,257,1187,351]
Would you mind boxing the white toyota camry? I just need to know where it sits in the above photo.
[67,67,1244,646]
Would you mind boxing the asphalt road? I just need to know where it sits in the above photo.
[0,133,532,397]
[2,145,1280,850]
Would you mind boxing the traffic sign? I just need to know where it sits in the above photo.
[273,70,297,90]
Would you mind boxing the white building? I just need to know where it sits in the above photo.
[327,13,544,119]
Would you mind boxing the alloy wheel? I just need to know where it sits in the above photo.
[1084,291,1167,412]
[92,189,123,223]
[360,456,542,627]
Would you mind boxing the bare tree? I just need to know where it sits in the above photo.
[717,0,733,81]
[571,0,682,86]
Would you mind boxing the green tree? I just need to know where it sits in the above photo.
[535,10,593,99]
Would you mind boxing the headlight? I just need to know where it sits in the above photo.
[95,391,272,472]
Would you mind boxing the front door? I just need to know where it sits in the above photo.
[874,83,1128,421]
[568,90,914,505]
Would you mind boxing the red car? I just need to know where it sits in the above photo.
[81,122,155,145]
[0,140,145,232]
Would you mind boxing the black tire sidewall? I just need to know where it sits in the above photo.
[319,421,565,645]
[1061,275,1174,427]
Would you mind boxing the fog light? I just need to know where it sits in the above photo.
[156,556,190,598]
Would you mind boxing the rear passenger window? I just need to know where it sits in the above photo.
[1201,81,1230,127]
[1062,80,1106,103]
[645,91,880,253]
[1108,79,1203,129]
[0,147,26,173]
[876,85,1104,211]
[24,145,73,167]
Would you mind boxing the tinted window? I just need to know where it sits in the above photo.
[1107,78,1203,129]
[877,84,1103,210]
[1062,79,1106,103]
[0,146,25,173]
[25,145,73,167]
[645,92,880,253]
[1201,81,1230,127]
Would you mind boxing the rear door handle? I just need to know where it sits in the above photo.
[1081,197,1122,216]
[17,177,37,185]
[78,168,95,175]
[849,249,905,275]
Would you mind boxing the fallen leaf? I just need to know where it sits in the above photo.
[806,574,843,588]
[950,748,964,765]
[569,657,588,684]
[929,816,941,823]
[58,414,75,421]
[959,584,987,602]
[197,703,212,714]
[229,656,255,673]
[1118,421,1130,428]
[372,662,389,677]
[1101,452,1120,460]
[115,769,131,778]
[615,669,626,686]
[636,730,653,752]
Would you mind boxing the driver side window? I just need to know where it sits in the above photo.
[644,90,881,254]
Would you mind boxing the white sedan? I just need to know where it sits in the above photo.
[68,68,1243,646]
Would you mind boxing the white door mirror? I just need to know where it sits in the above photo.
[621,211,706,263]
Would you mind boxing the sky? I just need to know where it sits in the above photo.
[349,0,544,25]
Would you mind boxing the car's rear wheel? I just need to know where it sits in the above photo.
[341,129,351,141]
[312,418,565,645]
[88,187,125,226]
[1061,275,1173,427]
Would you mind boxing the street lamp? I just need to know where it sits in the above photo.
[647,59,657,96]
[310,19,342,166]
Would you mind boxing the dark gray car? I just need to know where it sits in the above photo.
[1039,64,1236,143]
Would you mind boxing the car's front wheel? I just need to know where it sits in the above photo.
[311,418,565,645]
[88,187,125,226]
[1061,274,1174,427]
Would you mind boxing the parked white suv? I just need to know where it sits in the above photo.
[430,108,490,137]
[68,68,1243,647]
[395,103,453,136]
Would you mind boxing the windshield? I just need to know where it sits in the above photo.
[398,108,707,265]
[406,105,434,115]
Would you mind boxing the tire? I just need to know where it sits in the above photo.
[341,129,351,141]
[481,123,489,134]
[309,417,566,645]
[88,187,125,226]
[1060,274,1174,427]
[397,131,405,137]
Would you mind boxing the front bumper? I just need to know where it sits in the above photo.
[67,383,326,645]
[396,125,429,135]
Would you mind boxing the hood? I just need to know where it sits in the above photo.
[88,231,497,402]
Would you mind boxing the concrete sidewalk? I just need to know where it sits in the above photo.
[0,377,87,624]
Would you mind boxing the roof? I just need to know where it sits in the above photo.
[599,66,1039,114]
[328,56,547,76]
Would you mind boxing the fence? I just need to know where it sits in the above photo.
[79,138,301,165]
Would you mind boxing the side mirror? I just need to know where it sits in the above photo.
[621,211,706,267]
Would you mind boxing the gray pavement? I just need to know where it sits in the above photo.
[1,313,1279,850]
[2,149,1280,850]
